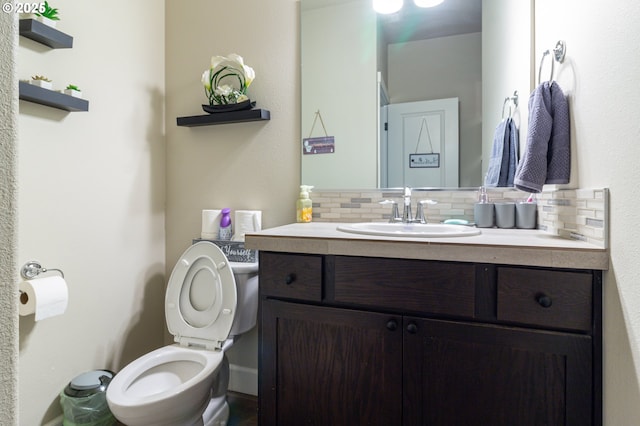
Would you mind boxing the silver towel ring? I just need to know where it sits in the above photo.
[537,50,554,84]
[537,40,566,84]
[501,91,519,119]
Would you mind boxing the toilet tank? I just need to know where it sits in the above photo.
[229,261,259,336]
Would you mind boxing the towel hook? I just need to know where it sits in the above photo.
[538,40,566,84]
[20,261,65,280]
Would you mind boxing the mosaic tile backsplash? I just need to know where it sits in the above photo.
[312,187,609,248]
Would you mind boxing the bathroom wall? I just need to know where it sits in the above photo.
[0,9,18,426]
[16,0,166,424]
[534,0,640,422]
[165,0,300,395]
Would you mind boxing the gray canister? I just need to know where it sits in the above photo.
[474,203,495,228]
[494,203,516,228]
[516,202,537,229]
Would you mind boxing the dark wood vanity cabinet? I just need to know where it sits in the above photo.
[258,252,603,426]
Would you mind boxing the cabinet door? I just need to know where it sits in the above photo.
[260,299,403,426]
[403,317,592,426]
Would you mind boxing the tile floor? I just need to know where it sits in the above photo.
[227,392,258,426]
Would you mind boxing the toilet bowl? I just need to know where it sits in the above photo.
[106,345,223,425]
[106,241,259,426]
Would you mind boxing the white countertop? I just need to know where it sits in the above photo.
[245,222,609,270]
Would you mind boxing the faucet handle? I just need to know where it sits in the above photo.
[379,200,400,222]
[415,199,437,224]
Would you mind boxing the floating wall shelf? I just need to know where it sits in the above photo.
[176,109,271,127]
[19,19,73,49]
[19,81,89,112]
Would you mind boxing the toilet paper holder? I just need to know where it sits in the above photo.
[20,260,65,280]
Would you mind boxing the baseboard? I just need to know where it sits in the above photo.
[228,363,258,396]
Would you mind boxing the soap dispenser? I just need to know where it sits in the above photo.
[296,185,314,223]
[474,186,494,228]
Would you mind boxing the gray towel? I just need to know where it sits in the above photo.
[514,81,570,193]
[505,117,519,186]
[485,117,519,187]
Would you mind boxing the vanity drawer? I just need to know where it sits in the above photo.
[259,252,322,302]
[334,256,476,318]
[497,267,592,331]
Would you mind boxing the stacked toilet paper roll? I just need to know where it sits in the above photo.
[232,210,262,241]
[201,209,222,239]
[19,275,69,321]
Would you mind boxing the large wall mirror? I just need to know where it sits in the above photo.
[301,0,533,190]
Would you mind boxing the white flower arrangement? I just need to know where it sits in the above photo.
[201,54,255,105]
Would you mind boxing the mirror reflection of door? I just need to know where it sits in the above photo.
[384,98,459,188]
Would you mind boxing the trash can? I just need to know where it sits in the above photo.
[59,370,116,426]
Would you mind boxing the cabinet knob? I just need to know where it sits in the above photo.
[406,322,418,334]
[285,274,296,285]
[537,294,553,308]
[386,319,398,331]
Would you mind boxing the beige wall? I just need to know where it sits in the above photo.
[165,0,300,394]
[16,0,165,424]
[534,1,640,422]
[0,8,18,426]
[2,0,640,424]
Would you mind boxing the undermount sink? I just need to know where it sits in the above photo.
[336,222,481,238]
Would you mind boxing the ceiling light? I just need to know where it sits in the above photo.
[373,0,403,14]
[414,0,444,8]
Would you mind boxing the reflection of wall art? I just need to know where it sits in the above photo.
[303,110,334,154]
[303,136,335,155]
[410,116,440,167]
[409,153,440,168]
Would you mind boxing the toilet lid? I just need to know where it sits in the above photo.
[165,241,237,350]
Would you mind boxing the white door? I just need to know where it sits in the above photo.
[386,98,459,187]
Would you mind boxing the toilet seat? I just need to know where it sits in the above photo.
[165,241,237,350]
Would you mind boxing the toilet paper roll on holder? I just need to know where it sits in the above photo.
[20,260,65,280]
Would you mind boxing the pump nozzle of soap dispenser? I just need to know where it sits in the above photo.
[478,186,489,203]
[299,185,314,198]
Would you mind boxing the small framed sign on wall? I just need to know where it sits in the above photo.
[409,153,440,168]
[303,136,335,154]
[303,110,335,155]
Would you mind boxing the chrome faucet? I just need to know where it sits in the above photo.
[402,187,413,223]
[379,187,437,224]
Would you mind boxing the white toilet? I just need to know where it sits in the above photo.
[106,241,259,426]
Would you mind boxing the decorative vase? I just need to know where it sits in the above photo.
[202,99,254,114]
[36,15,57,28]
[30,80,53,90]
[63,89,82,98]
